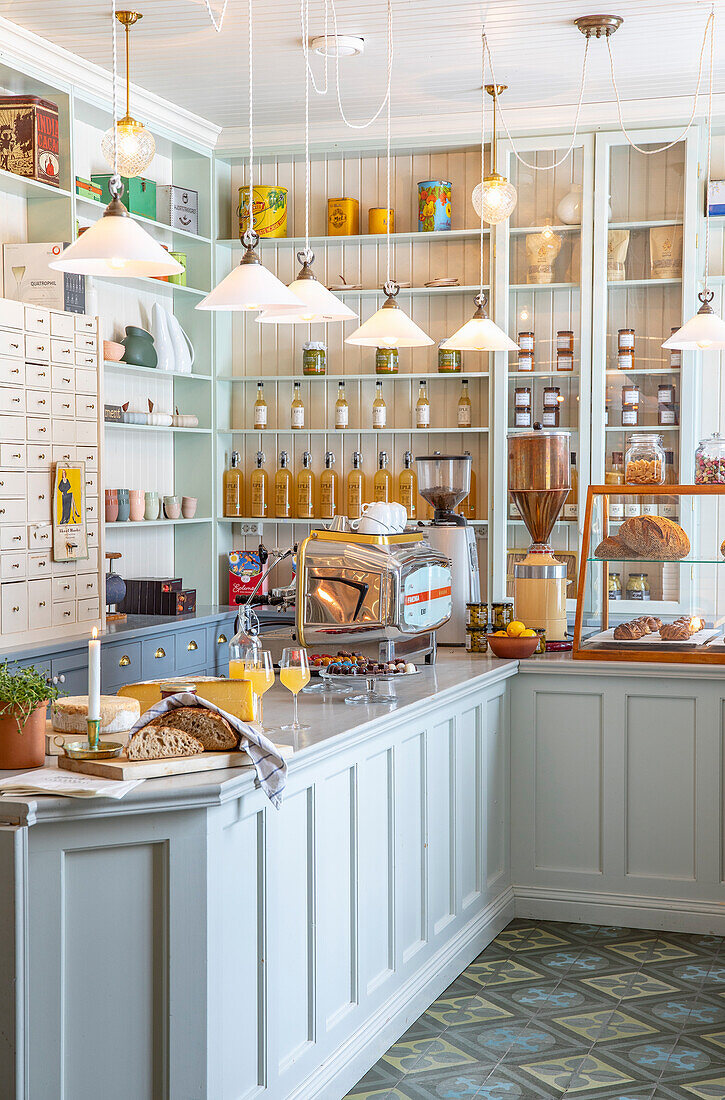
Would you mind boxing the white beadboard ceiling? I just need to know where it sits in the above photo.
[0,0,722,144]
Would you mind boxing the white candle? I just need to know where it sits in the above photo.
[88,627,101,722]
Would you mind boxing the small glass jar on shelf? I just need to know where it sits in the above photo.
[625,433,666,487]
[303,342,326,375]
[694,432,725,484]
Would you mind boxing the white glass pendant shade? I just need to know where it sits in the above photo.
[49,197,184,277]
[102,115,156,177]
[198,235,304,312]
[257,255,357,323]
[345,287,433,348]
[441,294,518,352]
[663,292,725,350]
[472,174,518,225]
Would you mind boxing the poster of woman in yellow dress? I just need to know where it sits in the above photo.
[52,462,88,561]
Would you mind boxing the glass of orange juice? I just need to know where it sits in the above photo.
[279,647,311,734]
[243,649,276,730]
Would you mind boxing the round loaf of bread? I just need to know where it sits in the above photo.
[617,516,690,560]
[147,706,238,751]
[127,727,204,761]
[51,695,141,734]
[595,535,635,560]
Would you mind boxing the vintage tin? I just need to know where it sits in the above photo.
[491,600,514,632]
[417,180,452,232]
[375,346,399,375]
[93,174,157,218]
[303,342,327,375]
[465,628,488,654]
[156,183,199,235]
[438,345,462,373]
[368,207,394,234]
[0,95,60,186]
[75,176,103,202]
[238,185,288,238]
[168,252,187,286]
[328,197,359,236]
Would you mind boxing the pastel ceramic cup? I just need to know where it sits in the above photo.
[116,488,130,523]
[144,491,160,520]
[181,496,197,519]
[129,489,145,521]
[164,495,181,520]
[104,489,118,523]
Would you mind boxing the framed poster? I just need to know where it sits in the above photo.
[52,461,88,561]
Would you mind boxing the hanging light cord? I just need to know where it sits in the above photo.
[607,11,714,156]
[385,41,392,287]
[704,6,715,292]
[479,32,485,298]
[202,0,230,34]
[484,31,590,172]
[110,0,120,193]
[247,0,254,241]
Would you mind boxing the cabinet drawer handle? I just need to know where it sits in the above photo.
[12,453,20,458]
[154,647,166,659]
[11,396,20,403]
[12,535,21,542]
[38,399,46,405]
[63,611,71,617]
[38,371,46,378]
[38,453,46,459]
[39,601,45,607]
[187,640,198,651]
[119,655,131,667]
[38,427,46,433]
[38,494,45,500]
[11,606,19,612]
[10,342,18,349]
[11,563,19,570]
[0,509,5,515]
[40,533,48,540]
[62,584,70,591]
[63,376,71,383]
[217,633,227,644]
[11,368,19,374]
[62,403,70,409]
[86,582,93,589]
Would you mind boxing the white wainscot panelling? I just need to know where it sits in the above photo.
[358,748,394,997]
[486,692,507,891]
[0,190,27,248]
[625,694,697,881]
[456,704,483,912]
[534,691,603,874]
[317,767,357,1033]
[426,719,455,937]
[103,524,175,582]
[395,732,426,966]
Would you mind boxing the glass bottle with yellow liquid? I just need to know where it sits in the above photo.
[320,451,338,519]
[291,381,305,430]
[250,450,269,518]
[275,450,293,518]
[416,380,431,429]
[296,451,315,519]
[223,450,243,517]
[335,381,349,429]
[347,450,365,519]
[457,378,472,428]
[254,382,268,429]
[374,450,392,502]
[458,449,477,520]
[399,449,417,519]
[372,380,387,429]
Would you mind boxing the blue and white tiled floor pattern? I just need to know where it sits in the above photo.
[344,919,725,1100]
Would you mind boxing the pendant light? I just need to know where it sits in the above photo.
[443,37,518,353]
[664,10,725,350]
[197,0,303,313]
[472,85,517,225]
[50,1,183,278]
[256,42,356,324]
[345,30,432,349]
[100,11,155,178]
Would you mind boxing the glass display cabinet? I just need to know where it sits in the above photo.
[574,484,725,664]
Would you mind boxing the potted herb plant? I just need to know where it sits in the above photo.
[0,662,62,770]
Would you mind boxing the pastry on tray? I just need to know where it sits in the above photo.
[127,727,204,760]
[613,620,646,640]
[617,515,690,560]
[637,615,662,631]
[659,621,692,641]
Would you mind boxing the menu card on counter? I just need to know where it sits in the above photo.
[0,768,143,800]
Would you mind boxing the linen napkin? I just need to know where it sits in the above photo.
[130,692,287,808]
[0,767,143,800]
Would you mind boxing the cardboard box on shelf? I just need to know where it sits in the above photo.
[229,549,268,606]
[0,95,60,186]
[2,243,85,313]
[160,588,196,616]
[118,577,182,616]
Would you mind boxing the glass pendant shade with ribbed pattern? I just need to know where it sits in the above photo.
[472,174,518,225]
[102,115,156,178]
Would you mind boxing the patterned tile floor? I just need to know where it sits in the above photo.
[344,920,725,1100]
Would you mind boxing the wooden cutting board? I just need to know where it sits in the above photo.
[57,749,255,781]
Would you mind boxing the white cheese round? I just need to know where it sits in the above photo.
[51,695,141,734]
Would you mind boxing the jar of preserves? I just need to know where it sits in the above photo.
[625,433,666,485]
[621,384,640,407]
[377,346,400,374]
[303,341,327,375]
[556,351,574,372]
[694,432,725,483]
[618,328,635,352]
[608,572,622,600]
[669,331,682,369]
[518,331,534,352]
[437,345,461,373]
[626,572,651,601]
[518,350,534,372]
[621,403,639,427]
[543,386,560,408]
[617,347,635,371]
[658,403,677,426]
[557,330,574,354]
[466,602,485,628]
[658,382,676,405]
[491,601,514,632]
[515,408,532,428]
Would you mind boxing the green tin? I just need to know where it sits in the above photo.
[168,252,187,286]
[91,174,157,219]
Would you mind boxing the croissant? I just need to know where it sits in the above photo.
[659,622,691,641]
[613,621,646,640]
[637,615,662,631]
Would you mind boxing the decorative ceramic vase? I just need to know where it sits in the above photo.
[181,496,197,519]
[150,304,173,372]
[104,488,118,523]
[556,184,583,225]
[129,489,145,521]
[164,495,181,520]
[0,703,47,769]
[121,325,157,368]
[103,339,124,362]
[417,180,452,232]
[164,309,194,374]
[116,488,130,522]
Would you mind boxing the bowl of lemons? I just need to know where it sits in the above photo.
[486,620,539,659]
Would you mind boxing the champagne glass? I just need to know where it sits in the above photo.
[242,649,276,730]
[279,647,311,735]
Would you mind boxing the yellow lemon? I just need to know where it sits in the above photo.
[493,630,507,636]
[521,629,537,638]
[507,620,525,638]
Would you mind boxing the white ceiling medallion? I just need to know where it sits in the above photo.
[310,35,364,58]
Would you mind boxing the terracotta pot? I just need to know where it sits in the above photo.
[0,702,48,769]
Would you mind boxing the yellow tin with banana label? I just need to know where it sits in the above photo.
[328,197,359,236]
[238,185,288,238]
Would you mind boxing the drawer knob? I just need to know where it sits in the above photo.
[86,582,93,589]
[119,655,131,667]
[52,674,65,685]
[38,494,45,500]
[62,403,70,409]
[63,611,71,617]
[38,399,46,405]
[62,584,70,591]
[11,563,18,570]
[39,453,45,459]
[12,453,20,458]
[11,368,19,374]
[0,509,5,515]
[38,427,46,433]
[39,371,45,377]
[10,342,18,349]
[217,633,228,644]
[154,647,166,659]
[11,606,19,612]
[39,601,45,607]
[187,640,198,651]
[12,536,21,542]
[11,396,20,403]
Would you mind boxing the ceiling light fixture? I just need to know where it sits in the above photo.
[197,0,303,312]
[101,11,155,178]
[472,84,517,225]
[50,0,182,278]
[444,35,518,354]
[311,34,364,57]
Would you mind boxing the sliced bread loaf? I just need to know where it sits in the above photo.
[127,727,204,761]
[147,706,238,751]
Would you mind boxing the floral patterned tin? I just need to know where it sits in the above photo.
[418,180,451,232]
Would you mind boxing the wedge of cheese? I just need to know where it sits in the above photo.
[117,677,255,723]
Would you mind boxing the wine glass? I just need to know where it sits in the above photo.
[279,647,311,736]
[242,649,276,730]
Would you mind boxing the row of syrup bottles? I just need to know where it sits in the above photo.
[224,449,477,521]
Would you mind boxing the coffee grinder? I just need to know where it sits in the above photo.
[508,428,570,640]
[416,453,480,644]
